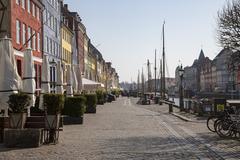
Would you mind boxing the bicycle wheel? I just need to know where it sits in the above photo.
[207,116,218,132]
[215,120,232,138]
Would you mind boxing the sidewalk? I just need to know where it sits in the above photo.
[133,98,207,123]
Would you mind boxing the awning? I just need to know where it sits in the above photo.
[82,78,101,91]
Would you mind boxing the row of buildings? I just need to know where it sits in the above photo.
[175,48,240,98]
[1,0,119,93]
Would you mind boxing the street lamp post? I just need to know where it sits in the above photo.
[179,65,184,112]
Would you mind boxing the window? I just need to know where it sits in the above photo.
[32,30,36,50]
[17,59,22,77]
[27,0,30,13]
[32,2,35,17]
[37,32,40,52]
[56,44,58,57]
[55,18,58,37]
[49,39,52,54]
[50,66,56,93]
[53,41,55,55]
[46,37,49,52]
[47,11,50,26]
[16,20,21,44]
[55,0,57,10]
[22,23,26,45]
[51,16,54,29]
[44,36,47,52]
[55,43,57,55]
[36,7,39,20]
[38,65,41,88]
[57,0,59,12]
[28,26,31,48]
[64,18,68,26]
[21,0,25,9]
[34,64,38,89]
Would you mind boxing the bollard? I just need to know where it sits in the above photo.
[169,104,173,113]
[159,100,162,105]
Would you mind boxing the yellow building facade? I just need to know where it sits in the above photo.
[61,24,73,84]
[61,24,73,65]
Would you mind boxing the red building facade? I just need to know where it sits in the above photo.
[8,0,44,90]
[76,19,85,74]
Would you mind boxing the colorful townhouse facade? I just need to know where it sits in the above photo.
[2,0,44,91]
[0,0,120,95]
[42,0,61,93]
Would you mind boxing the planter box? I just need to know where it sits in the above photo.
[63,116,83,125]
[45,114,61,129]
[4,128,44,148]
[0,117,9,143]
[9,113,27,129]
[85,106,96,114]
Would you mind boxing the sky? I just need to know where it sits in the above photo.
[64,0,228,82]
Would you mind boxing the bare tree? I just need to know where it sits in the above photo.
[217,0,240,51]
[218,0,240,89]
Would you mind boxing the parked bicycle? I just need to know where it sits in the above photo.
[206,100,240,140]
[206,108,233,133]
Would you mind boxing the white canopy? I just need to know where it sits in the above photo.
[82,78,101,91]
[0,37,22,116]
[66,65,73,97]
[23,48,36,116]
[56,61,64,94]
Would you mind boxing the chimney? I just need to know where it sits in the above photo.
[64,4,68,10]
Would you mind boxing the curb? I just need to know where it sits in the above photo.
[171,113,192,122]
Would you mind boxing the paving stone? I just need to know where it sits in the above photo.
[0,97,239,159]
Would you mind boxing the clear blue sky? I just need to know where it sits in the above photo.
[64,0,228,82]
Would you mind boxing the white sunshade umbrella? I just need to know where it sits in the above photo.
[39,55,50,110]
[56,61,64,94]
[0,37,22,116]
[41,55,50,93]
[66,65,73,97]
[75,65,82,94]
[23,48,36,116]
[71,65,78,94]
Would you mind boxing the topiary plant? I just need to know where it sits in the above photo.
[96,90,105,105]
[84,94,97,113]
[8,93,31,113]
[63,96,86,117]
[43,94,65,115]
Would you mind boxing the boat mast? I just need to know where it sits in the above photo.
[137,69,140,97]
[160,58,163,98]
[141,68,145,97]
[162,22,166,99]
[154,49,157,97]
[147,59,151,93]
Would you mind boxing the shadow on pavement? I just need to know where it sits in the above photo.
[98,136,240,159]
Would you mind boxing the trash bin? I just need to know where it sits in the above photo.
[214,99,226,114]
[155,96,160,104]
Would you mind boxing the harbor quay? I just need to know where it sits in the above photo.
[0,97,240,160]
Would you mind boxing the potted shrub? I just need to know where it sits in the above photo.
[8,93,30,129]
[63,96,86,124]
[43,94,64,143]
[85,94,97,113]
[43,94,64,129]
[96,90,105,105]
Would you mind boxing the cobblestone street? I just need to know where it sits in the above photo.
[1,97,240,160]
